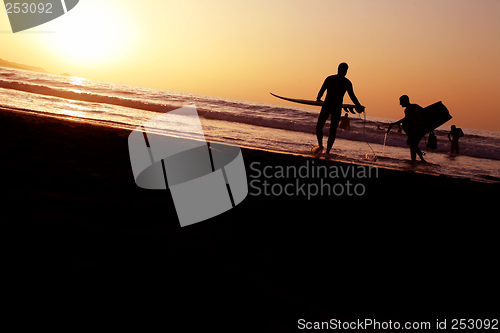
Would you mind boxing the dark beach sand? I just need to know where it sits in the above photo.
[2,107,498,329]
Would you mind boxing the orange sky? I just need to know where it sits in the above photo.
[1,0,499,131]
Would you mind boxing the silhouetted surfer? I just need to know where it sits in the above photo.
[448,125,464,154]
[387,95,426,162]
[316,63,364,154]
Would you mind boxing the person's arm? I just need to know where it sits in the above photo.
[347,82,360,106]
[387,118,405,134]
[448,131,452,141]
[346,81,365,113]
[316,77,329,101]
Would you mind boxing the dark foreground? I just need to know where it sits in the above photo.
[2,108,498,330]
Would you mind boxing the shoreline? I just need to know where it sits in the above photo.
[2,107,498,328]
[3,105,497,184]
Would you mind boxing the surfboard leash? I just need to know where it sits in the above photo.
[359,109,378,161]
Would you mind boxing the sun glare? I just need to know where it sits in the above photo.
[45,2,133,65]
[61,101,86,117]
[70,77,86,86]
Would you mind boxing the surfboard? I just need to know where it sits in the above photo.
[270,93,363,114]
[421,101,452,132]
[401,101,452,137]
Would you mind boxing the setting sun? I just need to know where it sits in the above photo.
[43,1,133,65]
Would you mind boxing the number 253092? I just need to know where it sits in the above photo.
[6,3,53,14]
[451,319,498,330]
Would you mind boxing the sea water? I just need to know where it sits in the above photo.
[1,67,499,183]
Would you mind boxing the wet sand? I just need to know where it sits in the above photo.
[2,107,498,330]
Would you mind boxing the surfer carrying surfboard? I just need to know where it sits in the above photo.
[316,62,364,154]
[387,95,427,162]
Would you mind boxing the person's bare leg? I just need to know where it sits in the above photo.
[316,108,330,149]
[326,111,341,154]
[415,145,426,162]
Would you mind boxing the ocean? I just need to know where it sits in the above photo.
[1,66,499,183]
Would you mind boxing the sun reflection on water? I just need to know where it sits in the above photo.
[60,102,88,118]
[70,77,86,86]
[66,77,87,94]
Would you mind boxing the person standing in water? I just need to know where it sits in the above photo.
[316,62,364,154]
[338,113,350,130]
[387,95,427,162]
[448,125,464,154]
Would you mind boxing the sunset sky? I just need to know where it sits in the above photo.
[1,0,499,131]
